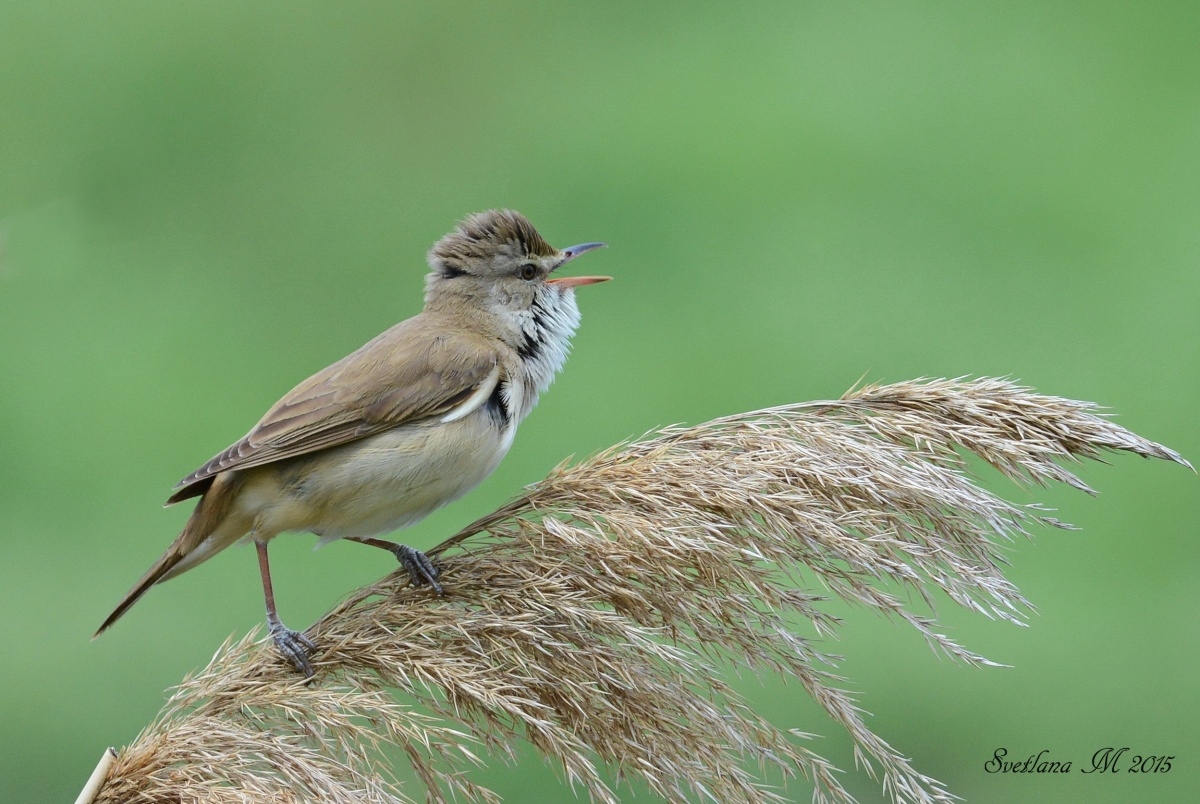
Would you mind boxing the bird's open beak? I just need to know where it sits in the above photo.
[549,242,611,289]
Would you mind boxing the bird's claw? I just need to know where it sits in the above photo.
[268,620,317,678]
[395,544,443,595]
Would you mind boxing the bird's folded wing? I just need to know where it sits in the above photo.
[166,319,502,505]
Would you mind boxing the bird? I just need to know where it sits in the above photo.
[95,210,609,676]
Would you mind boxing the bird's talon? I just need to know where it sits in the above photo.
[269,621,316,677]
[395,545,444,595]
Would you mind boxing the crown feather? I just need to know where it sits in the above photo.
[427,210,556,276]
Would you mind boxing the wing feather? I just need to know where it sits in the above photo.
[166,315,502,505]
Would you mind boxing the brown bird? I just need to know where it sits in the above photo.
[96,210,609,675]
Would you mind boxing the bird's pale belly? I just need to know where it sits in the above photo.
[241,412,512,542]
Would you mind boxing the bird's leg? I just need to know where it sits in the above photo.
[256,539,317,677]
[345,536,443,595]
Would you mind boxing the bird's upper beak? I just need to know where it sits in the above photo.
[548,242,610,289]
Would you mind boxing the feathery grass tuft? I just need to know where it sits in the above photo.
[93,378,1189,804]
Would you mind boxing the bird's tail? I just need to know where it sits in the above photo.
[94,473,242,637]
[93,546,187,637]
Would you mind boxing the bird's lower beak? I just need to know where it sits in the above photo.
[547,275,612,289]
[549,242,610,289]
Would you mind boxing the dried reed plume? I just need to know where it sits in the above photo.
[92,378,1189,804]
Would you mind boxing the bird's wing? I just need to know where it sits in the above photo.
[166,316,503,505]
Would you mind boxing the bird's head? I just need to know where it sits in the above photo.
[424,210,608,316]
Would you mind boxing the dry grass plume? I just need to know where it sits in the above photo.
[92,378,1190,804]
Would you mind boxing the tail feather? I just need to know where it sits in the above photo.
[95,472,243,638]
[94,550,188,637]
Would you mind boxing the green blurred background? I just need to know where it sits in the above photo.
[2,2,1197,801]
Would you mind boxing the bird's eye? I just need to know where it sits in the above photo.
[518,264,538,281]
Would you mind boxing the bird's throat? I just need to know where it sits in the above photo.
[512,286,582,406]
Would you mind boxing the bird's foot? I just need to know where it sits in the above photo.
[268,619,317,678]
[394,544,443,595]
